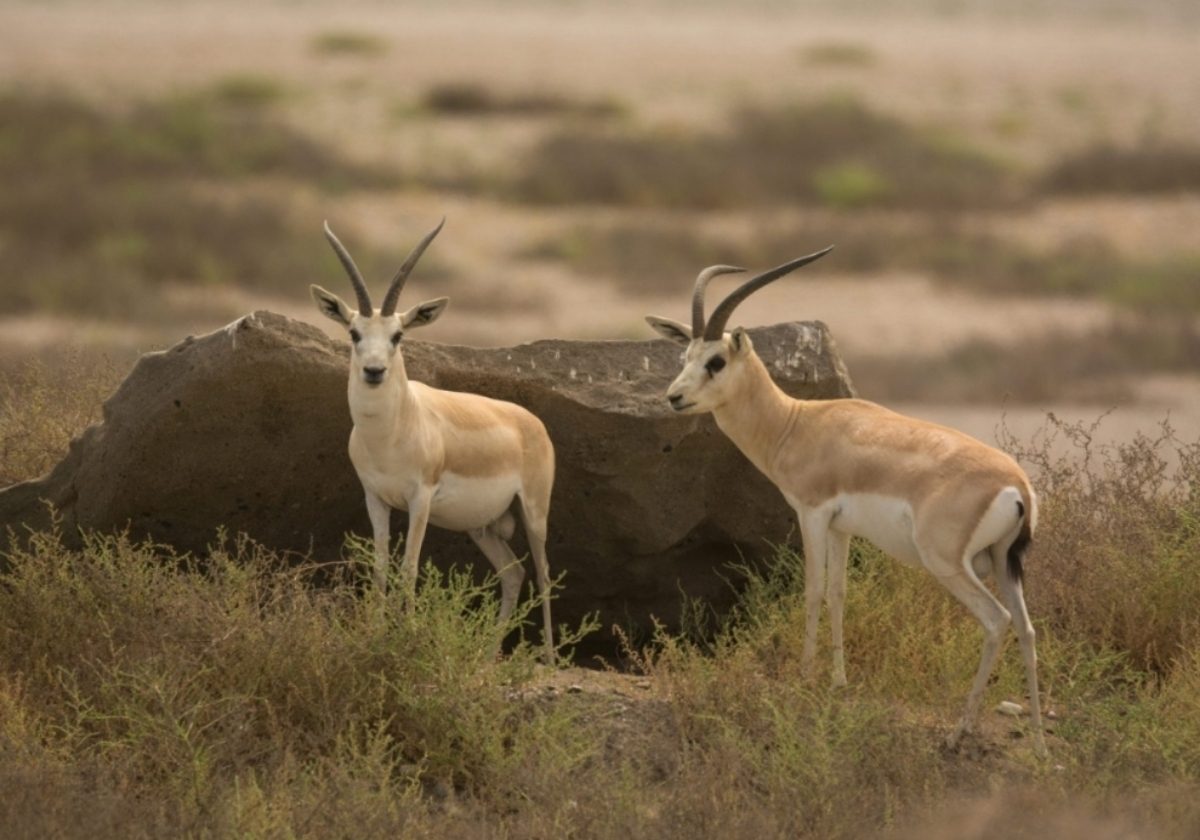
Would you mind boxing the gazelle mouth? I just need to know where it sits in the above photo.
[671,401,696,412]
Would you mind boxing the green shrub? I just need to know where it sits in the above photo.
[811,161,893,208]
[800,41,878,67]
[310,30,389,57]
[208,74,288,109]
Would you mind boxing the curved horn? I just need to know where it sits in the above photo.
[702,246,834,341]
[691,265,746,337]
[380,217,446,317]
[323,221,373,316]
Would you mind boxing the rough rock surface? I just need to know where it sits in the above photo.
[0,311,855,645]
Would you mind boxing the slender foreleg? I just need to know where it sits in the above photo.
[826,529,851,688]
[796,509,829,680]
[364,490,392,595]
[400,486,434,604]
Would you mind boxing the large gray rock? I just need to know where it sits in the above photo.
[0,312,854,648]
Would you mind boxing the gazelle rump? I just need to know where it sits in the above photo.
[311,219,556,661]
[646,252,1046,755]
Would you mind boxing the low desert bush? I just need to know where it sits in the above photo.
[1042,143,1200,195]
[800,41,879,67]
[419,82,624,118]
[0,529,597,836]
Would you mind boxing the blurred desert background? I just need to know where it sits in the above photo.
[1,0,1197,468]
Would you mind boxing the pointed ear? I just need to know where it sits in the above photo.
[400,297,450,330]
[730,326,753,355]
[645,315,693,346]
[310,284,354,326]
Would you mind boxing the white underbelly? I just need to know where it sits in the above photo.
[427,472,520,531]
[828,493,922,567]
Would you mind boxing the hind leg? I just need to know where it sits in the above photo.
[517,492,555,665]
[468,522,526,629]
[993,544,1046,756]
[925,552,1012,749]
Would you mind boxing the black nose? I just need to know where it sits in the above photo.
[363,367,386,385]
[668,393,683,406]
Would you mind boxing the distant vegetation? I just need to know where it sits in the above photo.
[526,218,1200,315]
[0,89,403,320]
[506,97,1015,210]
[501,93,1200,208]
[853,317,1200,404]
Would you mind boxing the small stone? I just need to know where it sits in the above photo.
[996,700,1026,717]
[566,684,584,694]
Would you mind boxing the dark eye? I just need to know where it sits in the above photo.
[705,355,726,376]
[348,329,362,343]
[391,331,402,346]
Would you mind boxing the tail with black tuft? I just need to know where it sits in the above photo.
[1007,499,1031,586]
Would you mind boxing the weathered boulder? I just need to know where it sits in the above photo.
[0,311,854,647]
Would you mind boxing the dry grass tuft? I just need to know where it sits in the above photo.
[0,352,121,487]
[1001,415,1200,675]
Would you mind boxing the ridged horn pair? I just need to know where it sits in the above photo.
[691,246,834,341]
[323,218,446,317]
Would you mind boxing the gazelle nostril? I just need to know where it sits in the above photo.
[668,393,683,405]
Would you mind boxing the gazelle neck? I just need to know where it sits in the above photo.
[710,350,797,476]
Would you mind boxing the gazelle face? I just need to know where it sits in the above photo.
[646,316,752,414]
[310,286,449,388]
[346,312,405,387]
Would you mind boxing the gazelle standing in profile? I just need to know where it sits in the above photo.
[311,219,556,661]
[646,252,1046,755]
